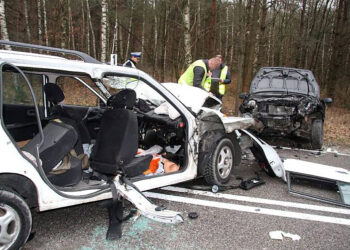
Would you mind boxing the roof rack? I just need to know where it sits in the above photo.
[0,40,101,64]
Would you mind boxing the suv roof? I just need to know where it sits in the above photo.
[250,67,320,98]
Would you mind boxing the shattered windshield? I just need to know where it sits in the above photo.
[101,75,165,106]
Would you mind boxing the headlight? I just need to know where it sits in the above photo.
[247,100,257,108]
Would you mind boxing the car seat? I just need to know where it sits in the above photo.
[44,83,91,149]
[22,121,83,186]
[89,89,151,177]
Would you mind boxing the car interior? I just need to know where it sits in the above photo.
[1,67,187,189]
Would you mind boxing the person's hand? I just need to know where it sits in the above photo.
[207,71,212,77]
[219,79,223,83]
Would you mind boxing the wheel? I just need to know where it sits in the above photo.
[0,189,32,250]
[204,138,235,185]
[311,119,323,149]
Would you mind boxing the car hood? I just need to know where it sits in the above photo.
[162,83,222,114]
[249,67,320,98]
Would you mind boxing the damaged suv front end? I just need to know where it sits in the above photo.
[239,67,332,149]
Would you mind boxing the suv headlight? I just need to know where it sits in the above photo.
[247,100,257,109]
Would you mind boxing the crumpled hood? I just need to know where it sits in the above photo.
[162,83,221,114]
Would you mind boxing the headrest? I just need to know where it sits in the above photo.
[107,89,136,109]
[44,83,65,104]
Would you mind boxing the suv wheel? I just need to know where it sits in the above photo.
[311,119,323,150]
[204,138,235,185]
[0,189,32,250]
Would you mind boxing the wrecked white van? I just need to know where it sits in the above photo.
[0,40,255,248]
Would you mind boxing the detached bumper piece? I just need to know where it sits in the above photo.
[106,176,183,240]
[284,159,350,208]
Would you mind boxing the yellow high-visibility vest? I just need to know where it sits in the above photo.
[178,60,207,88]
[204,65,228,95]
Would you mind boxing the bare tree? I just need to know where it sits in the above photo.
[183,0,192,67]
[43,0,49,46]
[0,0,10,49]
[37,0,43,44]
[86,0,96,58]
[101,0,108,62]
[68,0,75,50]
[23,0,32,44]
[125,0,134,60]
[141,0,146,65]
[209,0,216,55]
[111,0,118,55]
[153,0,158,71]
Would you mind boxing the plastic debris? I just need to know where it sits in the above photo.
[269,231,301,241]
[188,212,198,219]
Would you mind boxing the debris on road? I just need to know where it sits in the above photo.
[269,231,301,241]
[283,159,350,207]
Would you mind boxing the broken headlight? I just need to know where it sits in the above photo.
[247,100,257,109]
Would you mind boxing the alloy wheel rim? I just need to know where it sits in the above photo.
[217,146,233,179]
[0,204,21,250]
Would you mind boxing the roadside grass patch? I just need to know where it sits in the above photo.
[324,107,350,146]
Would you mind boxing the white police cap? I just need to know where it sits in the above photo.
[130,52,141,57]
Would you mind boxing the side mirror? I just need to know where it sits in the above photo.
[239,93,247,99]
[322,98,333,104]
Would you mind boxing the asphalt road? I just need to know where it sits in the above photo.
[24,147,350,250]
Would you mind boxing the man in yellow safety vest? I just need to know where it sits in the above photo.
[178,57,221,90]
[204,55,231,100]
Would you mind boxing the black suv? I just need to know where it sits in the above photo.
[239,67,332,149]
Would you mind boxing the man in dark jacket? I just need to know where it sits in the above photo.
[206,55,231,100]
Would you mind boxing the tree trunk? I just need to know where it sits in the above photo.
[86,0,96,58]
[194,0,200,59]
[101,0,108,62]
[141,0,146,66]
[60,0,67,48]
[183,0,192,67]
[125,0,134,61]
[257,0,267,69]
[161,2,169,82]
[235,0,244,114]
[68,0,75,50]
[153,0,158,74]
[0,0,10,49]
[225,5,229,59]
[111,0,118,55]
[85,0,90,55]
[37,0,43,45]
[42,0,49,46]
[209,0,216,56]
[242,0,260,93]
[81,0,85,52]
[326,0,349,98]
[23,0,32,44]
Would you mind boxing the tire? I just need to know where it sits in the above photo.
[311,119,323,150]
[204,138,235,185]
[0,189,32,250]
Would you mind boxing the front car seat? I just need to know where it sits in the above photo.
[90,89,151,177]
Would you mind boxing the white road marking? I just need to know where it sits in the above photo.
[161,186,350,215]
[274,146,350,157]
[144,192,350,226]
